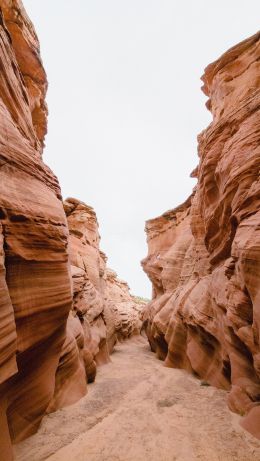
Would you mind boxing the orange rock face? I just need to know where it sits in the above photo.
[104,268,144,342]
[142,32,260,438]
[64,198,144,367]
[0,0,72,457]
[64,198,110,367]
[0,3,145,456]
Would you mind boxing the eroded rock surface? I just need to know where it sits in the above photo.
[64,198,145,370]
[0,1,72,458]
[142,32,260,438]
[105,268,144,342]
[0,3,144,458]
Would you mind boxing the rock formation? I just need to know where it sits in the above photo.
[142,32,260,438]
[0,3,145,459]
[105,268,144,342]
[0,1,72,458]
[64,198,144,367]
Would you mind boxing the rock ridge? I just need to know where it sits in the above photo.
[0,3,146,459]
[142,31,260,439]
[64,197,145,368]
[0,2,72,459]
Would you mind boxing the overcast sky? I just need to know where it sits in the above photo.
[23,0,259,298]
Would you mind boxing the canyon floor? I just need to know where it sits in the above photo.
[14,337,260,461]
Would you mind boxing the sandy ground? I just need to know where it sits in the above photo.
[14,336,260,461]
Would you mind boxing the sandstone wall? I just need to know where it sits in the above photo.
[0,1,73,458]
[105,268,144,342]
[0,3,145,456]
[142,32,260,438]
[64,198,144,367]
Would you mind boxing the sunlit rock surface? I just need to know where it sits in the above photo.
[142,32,260,438]
[0,1,72,458]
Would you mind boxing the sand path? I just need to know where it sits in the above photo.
[14,336,260,461]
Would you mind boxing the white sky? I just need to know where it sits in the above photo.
[23,0,259,298]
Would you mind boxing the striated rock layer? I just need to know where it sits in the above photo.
[0,3,144,458]
[64,198,144,369]
[142,32,260,438]
[105,268,144,343]
[0,1,73,458]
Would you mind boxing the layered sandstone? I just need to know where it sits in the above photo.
[64,198,144,367]
[105,268,144,342]
[142,32,260,438]
[0,1,73,458]
[0,3,145,457]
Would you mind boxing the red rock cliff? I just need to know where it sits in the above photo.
[64,198,145,367]
[142,32,260,438]
[0,4,146,457]
[0,1,73,458]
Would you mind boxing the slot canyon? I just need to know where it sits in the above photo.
[0,1,259,460]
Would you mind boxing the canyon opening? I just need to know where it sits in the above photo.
[0,1,260,461]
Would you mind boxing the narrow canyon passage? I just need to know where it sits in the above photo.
[0,3,259,460]
[14,337,260,461]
